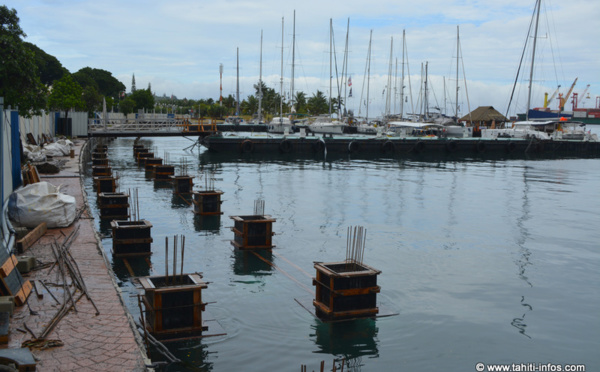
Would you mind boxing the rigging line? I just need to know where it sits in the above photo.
[250,251,314,294]
[271,251,312,279]
[542,0,562,86]
[460,37,473,121]
[505,0,538,119]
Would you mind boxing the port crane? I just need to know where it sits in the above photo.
[558,77,577,110]
[543,85,561,108]
[576,84,591,108]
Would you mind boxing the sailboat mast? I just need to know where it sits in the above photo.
[455,25,460,119]
[329,18,333,117]
[343,18,350,116]
[258,30,263,124]
[385,37,394,117]
[424,62,429,120]
[400,30,405,118]
[291,10,296,113]
[526,0,541,121]
[366,30,372,121]
[236,47,240,115]
[280,17,284,123]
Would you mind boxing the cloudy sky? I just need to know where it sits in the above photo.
[6,0,600,118]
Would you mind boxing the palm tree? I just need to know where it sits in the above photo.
[307,90,328,115]
[293,91,307,114]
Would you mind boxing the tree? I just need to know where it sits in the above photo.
[120,97,135,115]
[24,42,66,85]
[293,91,307,114]
[47,74,85,120]
[208,103,227,119]
[73,67,125,98]
[241,95,259,116]
[307,90,328,115]
[130,88,154,112]
[0,6,47,116]
[82,85,102,117]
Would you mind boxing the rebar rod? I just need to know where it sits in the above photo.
[173,235,177,286]
[180,235,185,284]
[165,236,169,285]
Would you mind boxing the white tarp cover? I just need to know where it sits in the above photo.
[22,139,73,161]
[8,182,76,228]
[23,144,47,162]
[42,139,73,157]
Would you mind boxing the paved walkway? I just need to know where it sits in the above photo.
[7,139,148,371]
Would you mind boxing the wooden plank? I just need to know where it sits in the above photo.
[122,258,135,277]
[14,280,32,306]
[0,255,18,277]
[32,280,43,299]
[16,222,47,253]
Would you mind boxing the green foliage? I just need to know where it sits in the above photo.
[120,97,135,115]
[207,104,227,119]
[307,90,328,115]
[130,88,154,112]
[241,95,259,116]
[293,91,307,114]
[24,42,66,85]
[47,74,85,118]
[73,67,125,98]
[82,85,102,116]
[0,6,47,116]
[254,81,286,116]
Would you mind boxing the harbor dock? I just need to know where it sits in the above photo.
[200,133,600,157]
[6,140,148,371]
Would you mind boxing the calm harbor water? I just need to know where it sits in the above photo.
[84,134,600,371]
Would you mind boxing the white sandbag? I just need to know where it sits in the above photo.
[8,182,76,228]
[43,142,71,157]
[23,144,47,162]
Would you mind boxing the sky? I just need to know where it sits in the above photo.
[5,0,600,119]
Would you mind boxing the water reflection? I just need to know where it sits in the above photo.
[149,339,213,372]
[232,250,273,276]
[310,318,379,370]
[171,193,193,209]
[511,164,534,338]
[111,255,151,282]
[193,215,221,235]
[511,296,533,339]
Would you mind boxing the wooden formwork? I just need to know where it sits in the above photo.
[139,273,208,340]
[312,261,381,321]
[133,144,145,157]
[92,165,112,177]
[110,220,153,257]
[192,190,224,215]
[144,158,163,172]
[98,192,129,220]
[154,165,175,180]
[229,215,276,250]
[95,144,108,152]
[171,176,194,194]
[136,152,154,165]
[92,158,109,166]
[93,176,116,194]
[91,151,107,159]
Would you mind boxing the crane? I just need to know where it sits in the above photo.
[559,78,578,110]
[544,85,561,108]
[576,84,591,108]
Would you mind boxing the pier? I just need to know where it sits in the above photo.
[200,134,600,157]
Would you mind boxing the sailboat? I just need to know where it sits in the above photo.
[249,30,266,125]
[481,0,597,142]
[268,16,295,134]
[308,19,347,135]
[442,25,470,138]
